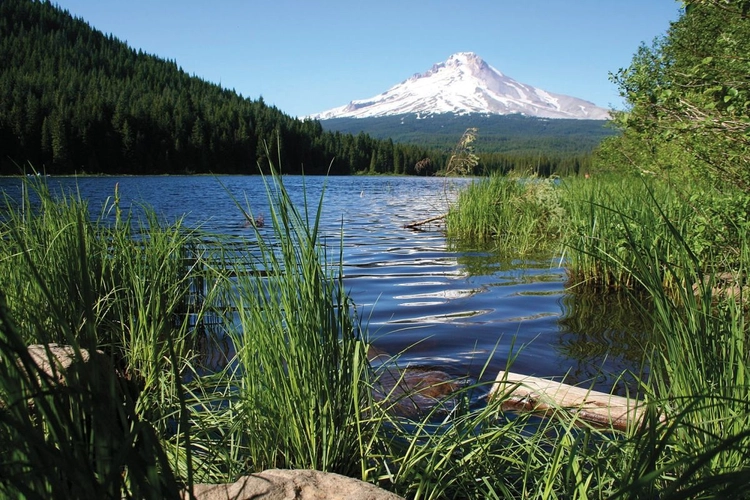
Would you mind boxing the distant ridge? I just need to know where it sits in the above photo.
[310,52,610,121]
[318,113,617,155]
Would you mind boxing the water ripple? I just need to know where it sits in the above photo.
[0,175,650,394]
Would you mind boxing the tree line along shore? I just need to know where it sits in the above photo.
[1,0,601,177]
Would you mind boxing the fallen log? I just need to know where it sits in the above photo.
[491,371,652,432]
[403,213,447,230]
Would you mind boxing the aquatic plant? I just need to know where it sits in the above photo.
[442,170,750,496]
[3,171,750,498]
[614,210,750,496]
[0,181,187,498]
[179,174,375,480]
[0,177,208,435]
[445,173,565,255]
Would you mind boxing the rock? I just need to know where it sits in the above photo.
[185,469,403,500]
[12,343,132,414]
[367,344,466,418]
[25,343,110,385]
[691,272,747,301]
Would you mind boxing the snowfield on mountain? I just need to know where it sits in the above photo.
[309,52,611,120]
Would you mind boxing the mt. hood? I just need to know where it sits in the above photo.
[310,52,610,120]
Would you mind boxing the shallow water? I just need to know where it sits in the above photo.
[0,174,650,394]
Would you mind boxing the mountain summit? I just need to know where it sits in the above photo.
[310,52,610,120]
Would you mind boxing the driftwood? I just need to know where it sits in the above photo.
[403,213,447,230]
[491,371,654,431]
[366,345,655,429]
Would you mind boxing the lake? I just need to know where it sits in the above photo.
[0,174,649,395]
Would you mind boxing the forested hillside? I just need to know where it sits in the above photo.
[0,0,437,175]
[0,0,608,177]
[321,114,616,155]
[323,113,618,176]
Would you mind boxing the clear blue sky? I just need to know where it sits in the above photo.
[52,0,682,118]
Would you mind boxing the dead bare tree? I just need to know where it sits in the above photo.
[404,128,479,230]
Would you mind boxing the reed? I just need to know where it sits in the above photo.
[180,174,374,480]
[0,179,106,346]
[445,173,564,256]
[559,174,692,292]
[0,179,207,431]
[439,170,750,496]
[445,170,743,293]
[0,178,210,496]
[607,215,750,496]
[4,170,750,498]
[367,361,620,499]
[560,173,747,294]
[0,190,185,498]
[0,297,184,499]
[99,204,207,431]
[554,173,750,496]
[0,174,618,498]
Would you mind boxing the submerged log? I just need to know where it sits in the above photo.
[491,371,651,432]
[367,344,465,418]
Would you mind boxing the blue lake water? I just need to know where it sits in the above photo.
[0,175,649,394]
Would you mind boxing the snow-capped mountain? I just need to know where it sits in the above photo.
[309,52,610,120]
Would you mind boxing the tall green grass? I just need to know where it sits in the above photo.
[0,174,616,498]
[0,180,187,498]
[563,199,750,498]
[443,170,750,496]
[366,369,622,499]
[0,179,207,434]
[0,178,213,497]
[0,180,106,347]
[0,299,184,499]
[612,215,750,496]
[558,174,750,495]
[177,175,374,481]
[445,173,565,256]
[561,174,700,292]
[3,171,750,498]
[446,171,746,294]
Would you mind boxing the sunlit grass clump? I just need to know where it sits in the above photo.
[560,174,686,291]
[447,170,748,293]
[621,220,750,498]
[179,177,375,480]
[0,178,194,497]
[443,169,750,496]
[445,173,565,255]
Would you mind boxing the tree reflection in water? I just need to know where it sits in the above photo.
[557,291,653,397]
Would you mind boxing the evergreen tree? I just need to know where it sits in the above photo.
[0,0,432,176]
